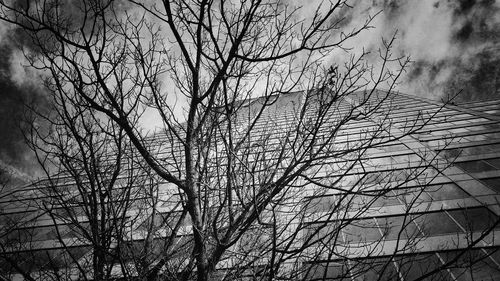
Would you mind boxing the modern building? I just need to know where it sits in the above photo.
[1,90,500,280]
[301,92,500,281]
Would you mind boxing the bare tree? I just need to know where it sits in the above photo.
[1,1,499,281]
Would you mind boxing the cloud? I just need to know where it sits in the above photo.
[2,0,500,182]
[322,0,500,101]
[0,20,48,182]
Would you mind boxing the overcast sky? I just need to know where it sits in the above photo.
[1,0,500,182]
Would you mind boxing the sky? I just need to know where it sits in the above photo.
[1,0,500,183]
[347,0,500,101]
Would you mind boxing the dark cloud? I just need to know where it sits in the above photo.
[0,44,26,162]
[454,20,474,41]
[0,28,49,185]
[427,0,500,101]
[454,0,478,15]
[0,0,133,185]
[443,49,500,101]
